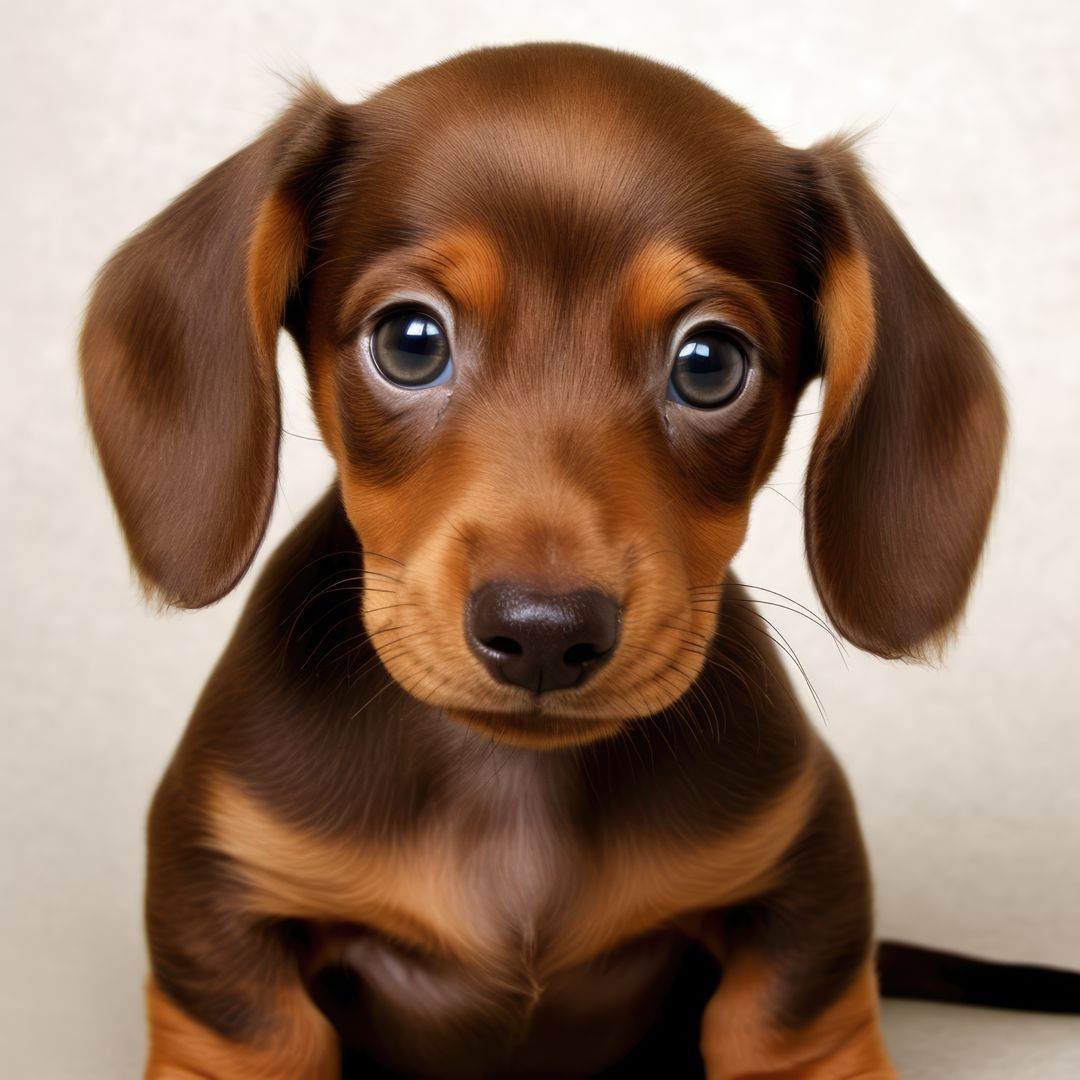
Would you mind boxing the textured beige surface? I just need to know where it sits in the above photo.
[2,0,1078,1075]
[882,1001,1080,1078]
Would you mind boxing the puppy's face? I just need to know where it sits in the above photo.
[303,54,805,744]
[80,44,1006,748]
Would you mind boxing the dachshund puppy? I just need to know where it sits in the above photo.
[81,43,1009,1079]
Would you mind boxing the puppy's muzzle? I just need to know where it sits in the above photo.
[466,582,620,693]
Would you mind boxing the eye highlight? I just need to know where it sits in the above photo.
[371,309,453,388]
[668,326,749,409]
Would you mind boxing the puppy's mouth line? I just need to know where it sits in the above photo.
[441,705,625,745]
[388,662,697,726]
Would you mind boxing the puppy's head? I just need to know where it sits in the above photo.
[81,44,1006,747]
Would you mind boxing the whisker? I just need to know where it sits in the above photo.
[259,548,365,614]
[298,603,364,659]
[732,601,847,663]
[349,677,400,720]
[360,551,406,568]
[709,617,807,740]
[688,582,846,659]
[763,485,803,513]
[363,601,420,616]
[279,567,369,669]
[625,547,675,573]
[739,614,827,726]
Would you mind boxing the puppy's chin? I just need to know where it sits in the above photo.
[441,705,626,750]
[377,659,635,747]
[376,653,695,749]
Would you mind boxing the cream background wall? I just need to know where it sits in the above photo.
[2,0,1078,1075]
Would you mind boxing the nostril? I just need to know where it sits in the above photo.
[483,635,523,656]
[562,641,607,667]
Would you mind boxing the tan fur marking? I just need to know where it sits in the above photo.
[700,956,898,1079]
[145,978,337,1080]
[544,753,821,973]
[816,246,876,439]
[336,225,503,338]
[246,193,307,360]
[206,776,491,964]
[623,240,709,326]
[309,340,346,462]
[621,240,781,349]
[422,225,504,316]
[207,759,821,984]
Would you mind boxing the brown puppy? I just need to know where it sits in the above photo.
[80,43,1007,1079]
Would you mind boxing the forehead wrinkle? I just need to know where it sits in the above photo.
[335,226,504,339]
[621,240,783,366]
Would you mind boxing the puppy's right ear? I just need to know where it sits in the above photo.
[80,83,350,608]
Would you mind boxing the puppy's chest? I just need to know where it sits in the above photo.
[214,747,808,1071]
[384,761,585,963]
[218,746,805,973]
[458,792,568,946]
[305,771,685,1075]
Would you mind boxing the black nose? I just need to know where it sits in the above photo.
[466,582,620,693]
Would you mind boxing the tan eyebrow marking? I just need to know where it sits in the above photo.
[622,241,714,327]
[620,240,781,363]
[419,225,505,317]
[337,225,505,338]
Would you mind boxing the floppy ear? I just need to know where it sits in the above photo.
[79,83,349,608]
[799,137,1007,661]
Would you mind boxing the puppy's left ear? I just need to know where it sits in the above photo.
[799,137,1007,661]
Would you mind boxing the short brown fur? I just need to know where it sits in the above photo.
[80,43,1006,1079]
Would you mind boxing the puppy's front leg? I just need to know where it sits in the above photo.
[699,754,899,1080]
[700,957,895,1080]
[145,978,336,1080]
[143,773,339,1080]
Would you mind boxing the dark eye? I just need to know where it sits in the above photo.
[371,310,453,388]
[668,327,749,408]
